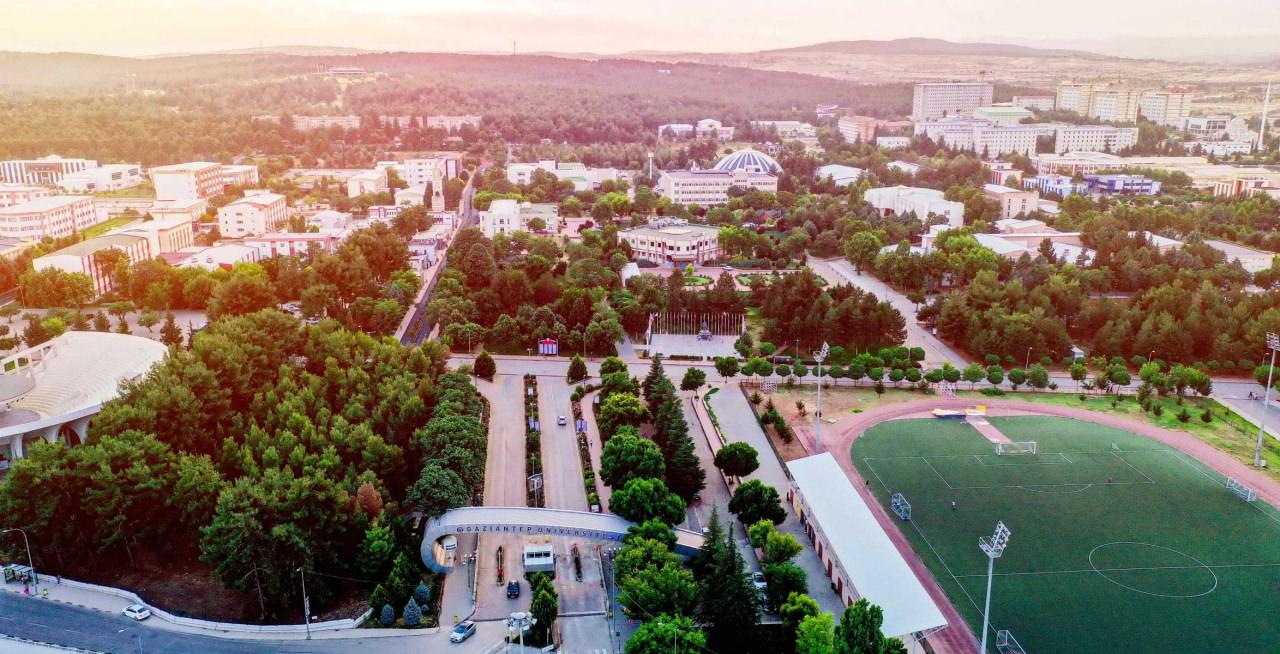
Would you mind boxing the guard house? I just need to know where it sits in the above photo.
[523,536,555,573]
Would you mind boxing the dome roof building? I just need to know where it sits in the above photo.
[712,148,782,174]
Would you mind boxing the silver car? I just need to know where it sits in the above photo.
[450,620,476,643]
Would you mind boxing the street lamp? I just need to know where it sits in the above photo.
[2,528,36,593]
[978,521,1011,654]
[117,628,142,654]
[1024,346,1033,372]
[505,611,536,652]
[296,566,312,640]
[117,627,142,654]
[1254,332,1280,468]
[813,342,830,454]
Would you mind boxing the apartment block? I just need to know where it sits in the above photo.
[151,162,224,201]
[911,82,994,121]
[1054,125,1139,154]
[216,192,288,238]
[0,196,100,239]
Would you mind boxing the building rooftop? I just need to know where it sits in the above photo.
[624,223,719,242]
[983,183,1030,195]
[662,169,776,181]
[0,332,168,421]
[46,233,146,257]
[0,195,91,214]
[713,148,782,174]
[151,162,219,173]
[224,193,285,208]
[1204,239,1272,258]
[975,106,1033,117]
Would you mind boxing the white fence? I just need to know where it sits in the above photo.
[55,576,372,634]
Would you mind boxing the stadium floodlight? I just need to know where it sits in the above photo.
[1254,332,1280,468]
[978,521,1012,654]
[813,341,830,454]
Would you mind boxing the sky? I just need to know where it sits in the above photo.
[5,0,1280,58]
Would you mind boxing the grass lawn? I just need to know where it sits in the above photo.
[683,274,712,287]
[82,217,136,238]
[853,416,1280,654]
[743,306,765,344]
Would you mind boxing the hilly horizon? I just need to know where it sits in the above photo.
[760,37,1105,58]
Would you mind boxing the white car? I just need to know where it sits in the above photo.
[557,415,568,426]
[751,571,767,591]
[122,604,151,621]
[450,620,477,643]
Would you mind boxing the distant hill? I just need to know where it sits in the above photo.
[762,37,1101,58]
[139,45,376,59]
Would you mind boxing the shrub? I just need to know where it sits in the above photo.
[979,388,1005,396]
[413,581,431,606]
[1177,408,1191,422]
[403,598,422,626]
[379,604,395,626]
[1200,409,1212,423]
[1153,404,1164,416]
[984,354,1001,365]
[749,391,763,405]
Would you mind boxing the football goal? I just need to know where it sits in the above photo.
[890,492,912,521]
[1227,477,1258,502]
[996,441,1037,455]
[996,630,1027,654]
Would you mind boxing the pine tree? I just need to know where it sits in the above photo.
[160,312,183,347]
[699,527,759,650]
[412,581,431,606]
[369,583,391,614]
[402,598,422,626]
[379,603,395,626]
[567,355,588,382]
[691,506,724,580]
[642,355,666,406]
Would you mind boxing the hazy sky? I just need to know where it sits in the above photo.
[6,0,1280,57]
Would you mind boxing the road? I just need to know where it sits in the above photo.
[0,593,509,654]
[808,257,969,367]
[472,375,531,621]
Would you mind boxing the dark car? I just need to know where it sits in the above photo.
[506,580,521,599]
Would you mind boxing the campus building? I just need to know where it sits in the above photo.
[657,118,736,141]
[346,169,388,198]
[0,184,50,208]
[1204,239,1275,273]
[245,230,349,257]
[1083,174,1162,195]
[108,215,195,254]
[655,169,777,206]
[1054,126,1139,154]
[1140,89,1194,127]
[1011,95,1055,111]
[151,162,224,201]
[972,106,1034,126]
[0,156,97,185]
[750,120,817,138]
[983,184,1040,219]
[911,82,993,121]
[837,115,880,144]
[216,192,288,237]
[149,197,209,223]
[1022,175,1088,197]
[815,165,865,187]
[1056,83,1142,123]
[425,115,481,131]
[863,186,965,228]
[221,164,260,188]
[620,219,721,265]
[506,161,619,191]
[0,196,100,239]
[56,164,144,193]
[33,234,151,295]
[478,199,560,238]
[291,115,360,131]
[1032,151,1123,176]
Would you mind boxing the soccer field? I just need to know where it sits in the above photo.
[851,416,1280,654]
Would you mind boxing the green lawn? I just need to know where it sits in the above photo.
[853,416,1280,654]
[82,217,136,238]
[683,274,712,287]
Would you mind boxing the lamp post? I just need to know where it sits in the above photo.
[506,611,536,652]
[1024,347,1032,372]
[297,566,312,640]
[2,528,36,593]
[813,342,829,454]
[117,627,142,654]
[1254,332,1280,468]
[978,521,1011,654]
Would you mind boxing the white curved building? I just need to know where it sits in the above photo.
[713,148,782,174]
[0,332,168,470]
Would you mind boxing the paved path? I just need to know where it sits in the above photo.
[580,390,612,511]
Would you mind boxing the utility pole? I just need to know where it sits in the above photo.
[1254,332,1279,468]
[297,566,312,640]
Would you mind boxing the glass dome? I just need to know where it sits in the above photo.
[712,148,781,174]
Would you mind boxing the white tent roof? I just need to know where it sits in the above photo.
[789,452,948,638]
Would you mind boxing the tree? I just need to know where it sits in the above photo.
[618,559,698,618]
[530,587,558,641]
[600,356,628,375]
[402,598,422,626]
[1070,362,1088,390]
[369,584,391,614]
[356,482,383,518]
[844,232,883,273]
[699,528,760,650]
[568,355,588,382]
[625,614,707,654]
[1027,364,1049,390]
[962,363,985,389]
[714,356,740,382]
[379,604,395,626]
[781,592,821,636]
[413,581,431,606]
[624,519,677,550]
[713,441,759,478]
[680,367,706,393]
[763,562,807,611]
[834,598,904,654]
[729,479,786,525]
[600,431,665,487]
[796,613,837,654]
[610,477,687,525]
[473,350,496,379]
[986,365,1005,388]
[598,392,647,440]
[763,529,803,565]
[642,356,668,406]
[405,464,469,518]
[160,312,183,347]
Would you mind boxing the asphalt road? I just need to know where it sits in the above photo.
[473,375,531,621]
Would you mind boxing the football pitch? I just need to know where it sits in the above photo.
[851,416,1280,654]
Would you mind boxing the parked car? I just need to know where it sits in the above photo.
[557,415,568,426]
[721,264,734,270]
[751,571,767,591]
[506,580,521,599]
[122,604,151,621]
[450,620,477,643]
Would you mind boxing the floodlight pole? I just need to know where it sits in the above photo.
[978,521,1011,654]
[1254,332,1279,468]
[813,342,829,454]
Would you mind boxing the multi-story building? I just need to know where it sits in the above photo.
[1055,83,1095,115]
[657,119,735,141]
[1140,89,1193,126]
[1032,151,1123,176]
[972,106,1034,126]
[837,116,880,144]
[378,115,417,129]
[1056,83,1141,123]
[1083,174,1162,195]
[478,199,560,238]
[0,196,100,239]
[221,164,260,188]
[1180,116,1232,139]
[1022,175,1088,197]
[1191,141,1254,157]
[983,184,1040,219]
[750,120,817,139]
[150,197,209,223]
[425,115,481,131]
[863,186,965,228]
[177,244,261,271]
[655,169,777,206]
[0,184,50,208]
[1011,95,1055,111]
[986,161,1023,186]
[506,161,618,191]
[33,234,150,295]
[216,192,288,237]
[244,230,350,258]
[56,164,144,194]
[1054,126,1139,154]
[108,215,195,254]
[0,156,97,185]
[151,162,223,201]
[911,82,993,121]
[291,115,360,131]
[876,136,911,150]
[347,169,388,198]
[621,219,721,265]
[1212,175,1278,197]
[917,118,1041,157]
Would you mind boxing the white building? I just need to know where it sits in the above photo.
[221,164,260,188]
[402,157,458,211]
[0,156,97,185]
[888,161,921,175]
[1011,95,1055,111]
[0,196,101,239]
[34,233,150,294]
[245,230,350,258]
[917,118,1041,157]
[425,115,481,131]
[837,116,880,144]
[620,219,721,265]
[657,118,735,141]
[972,106,1034,126]
[347,169,388,198]
[1204,239,1274,273]
[179,244,261,271]
[655,169,777,207]
[1189,141,1254,157]
[216,192,288,237]
[1032,151,1123,176]
[1056,83,1141,123]
[151,162,224,201]
[478,199,560,238]
[0,184,50,208]
[983,184,1040,219]
[1054,126,1139,154]
[149,197,208,223]
[292,115,360,131]
[1023,175,1087,196]
[911,82,993,121]
[815,165,864,187]
[1180,116,1232,140]
[108,215,195,254]
[1140,90,1193,127]
[863,186,964,228]
[308,210,354,230]
[506,161,619,191]
[750,120,817,138]
[876,136,911,150]
[395,186,426,206]
[56,164,144,194]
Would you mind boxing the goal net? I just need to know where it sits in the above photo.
[996,441,1037,455]
[1227,477,1258,502]
[761,380,777,394]
[890,492,911,521]
[996,630,1027,654]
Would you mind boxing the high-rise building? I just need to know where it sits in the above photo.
[1055,83,1141,123]
[1140,89,1194,126]
[911,83,994,121]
